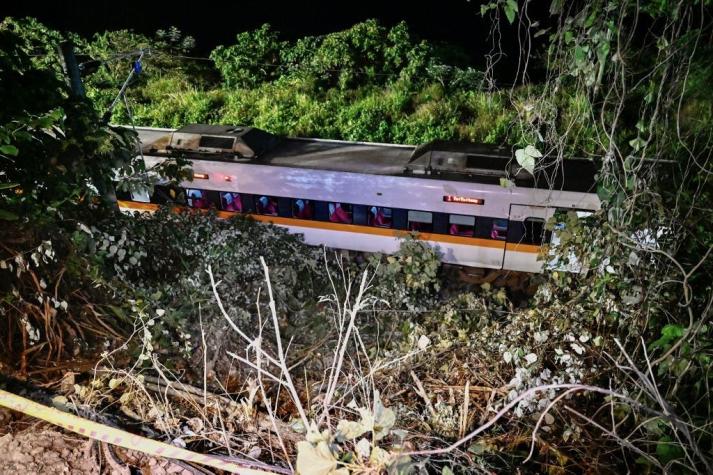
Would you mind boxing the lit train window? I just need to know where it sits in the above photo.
[292,199,314,219]
[220,192,243,212]
[491,219,508,240]
[256,195,278,216]
[449,214,475,237]
[186,189,210,209]
[408,210,433,232]
[368,207,392,228]
[328,203,352,224]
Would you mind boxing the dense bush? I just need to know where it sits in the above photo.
[90,208,326,326]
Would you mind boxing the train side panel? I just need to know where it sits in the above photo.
[137,155,599,272]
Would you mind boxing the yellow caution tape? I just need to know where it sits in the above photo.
[0,389,277,474]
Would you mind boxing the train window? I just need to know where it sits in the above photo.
[329,202,353,224]
[277,198,292,217]
[131,189,151,203]
[186,189,210,209]
[152,185,184,205]
[449,214,475,237]
[491,219,508,240]
[220,192,243,212]
[256,195,278,216]
[408,210,433,232]
[523,218,548,244]
[292,199,314,219]
[507,218,550,245]
[368,206,392,228]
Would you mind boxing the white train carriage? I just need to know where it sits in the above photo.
[117,124,600,273]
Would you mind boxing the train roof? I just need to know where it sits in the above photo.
[136,125,598,193]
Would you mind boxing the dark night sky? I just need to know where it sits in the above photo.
[3,1,516,56]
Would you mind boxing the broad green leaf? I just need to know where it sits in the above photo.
[596,183,613,202]
[0,145,19,156]
[651,324,685,350]
[656,436,683,463]
[0,183,19,190]
[504,0,518,24]
[629,137,646,151]
[499,177,514,188]
[661,324,684,340]
[596,41,611,63]
[515,145,541,175]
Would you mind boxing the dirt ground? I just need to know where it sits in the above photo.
[0,409,207,475]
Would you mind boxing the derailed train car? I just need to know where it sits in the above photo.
[117,124,600,273]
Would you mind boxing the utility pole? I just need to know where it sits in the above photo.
[58,41,86,98]
[57,41,119,208]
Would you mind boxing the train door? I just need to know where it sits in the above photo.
[502,204,554,272]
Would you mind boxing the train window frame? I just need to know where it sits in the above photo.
[328,202,353,224]
[292,199,315,220]
[408,210,434,233]
[449,214,476,237]
[491,218,508,241]
[523,217,549,245]
[255,195,279,216]
[277,197,292,218]
[352,205,368,225]
[240,193,256,213]
[392,209,408,230]
[314,201,330,221]
[474,217,492,238]
[506,218,548,245]
[433,212,449,234]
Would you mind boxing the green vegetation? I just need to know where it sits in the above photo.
[1,3,712,473]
